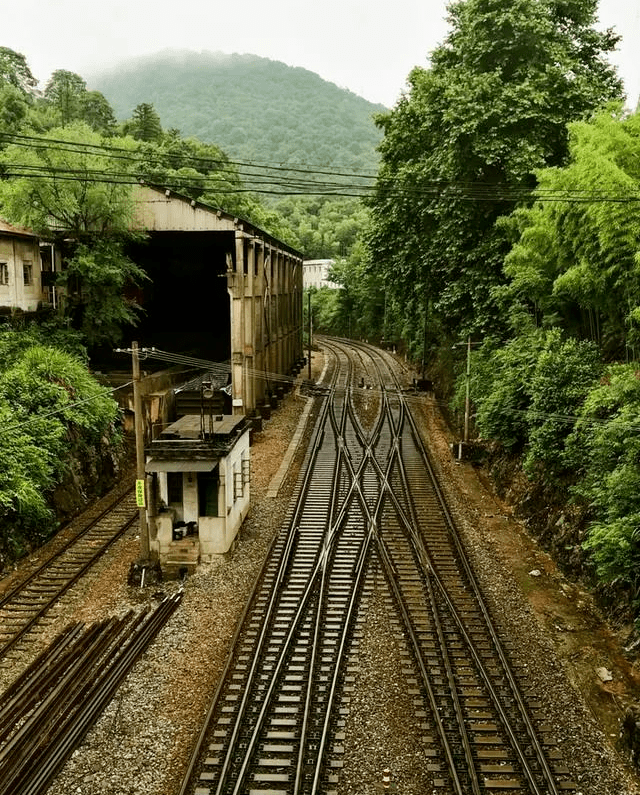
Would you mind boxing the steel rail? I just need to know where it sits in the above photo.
[0,507,138,660]
[1,593,182,795]
[362,337,560,793]
[401,391,561,795]
[0,486,135,610]
[210,352,344,793]
[226,344,363,795]
[334,344,468,794]
[336,339,564,793]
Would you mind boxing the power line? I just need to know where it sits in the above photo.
[2,379,133,436]
[3,131,640,204]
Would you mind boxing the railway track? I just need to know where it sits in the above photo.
[180,337,577,794]
[0,486,138,662]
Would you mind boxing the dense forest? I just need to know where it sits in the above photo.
[89,51,385,175]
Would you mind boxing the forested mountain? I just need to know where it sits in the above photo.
[89,51,386,173]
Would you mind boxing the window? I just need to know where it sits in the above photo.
[23,261,33,286]
[0,262,8,286]
[233,465,243,500]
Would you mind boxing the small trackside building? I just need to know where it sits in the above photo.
[145,412,250,568]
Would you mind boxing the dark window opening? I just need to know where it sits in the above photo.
[167,471,182,505]
[198,469,219,517]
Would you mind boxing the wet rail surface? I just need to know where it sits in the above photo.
[180,338,576,795]
[0,487,138,661]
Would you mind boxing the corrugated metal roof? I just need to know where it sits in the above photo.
[175,369,230,393]
[0,219,38,238]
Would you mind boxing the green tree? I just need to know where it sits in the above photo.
[80,91,118,135]
[367,0,622,355]
[0,124,145,345]
[0,123,135,233]
[567,364,640,595]
[0,329,120,562]
[57,240,147,347]
[0,84,30,136]
[44,70,88,125]
[124,102,163,142]
[0,47,37,94]
[502,109,640,355]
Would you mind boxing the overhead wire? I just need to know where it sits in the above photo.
[2,379,134,435]
[132,347,640,433]
[2,131,639,204]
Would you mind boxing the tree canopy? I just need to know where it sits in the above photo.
[503,110,640,356]
[366,0,623,350]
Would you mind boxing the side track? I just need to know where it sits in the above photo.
[0,487,138,661]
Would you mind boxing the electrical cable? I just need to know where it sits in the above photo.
[1,379,133,436]
[2,132,639,203]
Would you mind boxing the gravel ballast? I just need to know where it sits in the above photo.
[1,346,638,794]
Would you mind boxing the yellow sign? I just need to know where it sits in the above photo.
[135,479,146,508]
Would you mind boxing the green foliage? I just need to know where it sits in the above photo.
[44,70,88,126]
[566,365,640,592]
[455,328,601,468]
[58,240,148,347]
[123,102,163,142]
[90,51,384,173]
[0,47,37,94]
[308,287,342,334]
[366,0,623,355]
[0,122,136,234]
[273,197,368,259]
[0,329,120,561]
[80,91,118,135]
[0,84,30,135]
[455,330,545,450]
[0,123,147,345]
[524,331,602,478]
[503,109,640,354]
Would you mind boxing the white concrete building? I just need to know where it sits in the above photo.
[145,413,251,569]
[303,259,339,290]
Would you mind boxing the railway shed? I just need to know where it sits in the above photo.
[128,185,304,415]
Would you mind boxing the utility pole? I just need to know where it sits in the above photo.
[307,291,312,381]
[464,335,471,444]
[132,341,150,560]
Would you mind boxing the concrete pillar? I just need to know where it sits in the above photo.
[229,235,246,415]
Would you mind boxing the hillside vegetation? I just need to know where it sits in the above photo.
[89,51,385,174]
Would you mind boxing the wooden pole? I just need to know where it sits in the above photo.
[307,291,312,381]
[132,341,150,560]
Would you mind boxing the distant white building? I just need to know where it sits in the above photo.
[303,259,339,290]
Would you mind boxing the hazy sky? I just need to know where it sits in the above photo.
[3,0,639,109]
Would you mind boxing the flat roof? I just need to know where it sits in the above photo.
[160,413,246,440]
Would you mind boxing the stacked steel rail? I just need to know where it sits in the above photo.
[180,338,575,795]
[0,592,182,795]
[0,488,137,660]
